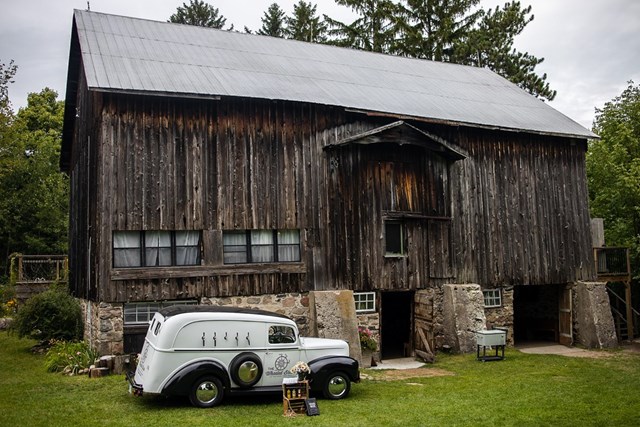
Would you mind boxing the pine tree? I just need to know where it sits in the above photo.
[286,1,327,43]
[456,2,556,100]
[169,0,228,29]
[397,0,482,61]
[257,3,287,38]
[324,0,400,53]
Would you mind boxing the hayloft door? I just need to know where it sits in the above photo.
[558,285,573,346]
[414,290,435,362]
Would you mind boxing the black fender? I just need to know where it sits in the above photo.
[308,355,360,393]
[162,360,230,396]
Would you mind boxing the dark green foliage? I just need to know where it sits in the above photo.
[11,287,83,341]
[325,0,400,52]
[286,1,327,43]
[0,87,68,275]
[326,0,555,100]
[397,0,482,61]
[587,82,640,280]
[456,2,556,100]
[169,0,228,29]
[257,3,287,37]
[44,340,97,374]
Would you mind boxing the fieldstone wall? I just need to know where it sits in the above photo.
[201,293,311,336]
[357,311,381,363]
[483,287,514,345]
[79,299,123,355]
[573,282,617,348]
[442,284,486,353]
[309,290,360,360]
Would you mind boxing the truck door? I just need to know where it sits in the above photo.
[262,324,301,386]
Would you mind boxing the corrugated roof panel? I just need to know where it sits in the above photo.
[72,9,595,138]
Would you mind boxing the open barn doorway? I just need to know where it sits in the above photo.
[380,291,414,359]
[514,284,572,345]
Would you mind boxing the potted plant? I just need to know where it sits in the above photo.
[358,327,377,368]
[290,361,311,381]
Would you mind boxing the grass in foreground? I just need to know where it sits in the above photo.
[1,332,639,426]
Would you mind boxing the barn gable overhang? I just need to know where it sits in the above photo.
[325,121,467,161]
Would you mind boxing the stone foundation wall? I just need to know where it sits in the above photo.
[483,287,514,345]
[201,293,311,336]
[79,299,123,355]
[357,312,380,363]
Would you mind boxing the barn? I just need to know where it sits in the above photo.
[61,10,615,358]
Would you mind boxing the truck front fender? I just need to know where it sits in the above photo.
[162,360,230,396]
[308,355,360,392]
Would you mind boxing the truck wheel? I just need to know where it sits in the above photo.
[189,376,224,408]
[229,352,263,388]
[322,372,351,399]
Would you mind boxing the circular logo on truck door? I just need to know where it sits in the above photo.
[274,353,290,371]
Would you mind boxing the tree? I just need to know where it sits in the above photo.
[324,0,400,53]
[587,82,640,279]
[326,0,555,100]
[258,3,287,38]
[397,0,482,61]
[169,0,229,29]
[457,2,556,100]
[0,60,17,119]
[0,87,68,276]
[286,1,328,43]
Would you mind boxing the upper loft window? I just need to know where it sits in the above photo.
[113,230,201,268]
[223,229,301,264]
[384,220,405,256]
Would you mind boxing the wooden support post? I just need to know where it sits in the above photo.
[625,280,633,340]
[625,247,633,340]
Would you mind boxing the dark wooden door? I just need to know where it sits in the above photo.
[558,285,573,346]
[414,290,435,362]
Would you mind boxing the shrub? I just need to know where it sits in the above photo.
[45,340,97,374]
[11,286,83,341]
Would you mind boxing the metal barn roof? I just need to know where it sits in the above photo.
[69,9,595,139]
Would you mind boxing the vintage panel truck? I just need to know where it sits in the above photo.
[127,306,360,408]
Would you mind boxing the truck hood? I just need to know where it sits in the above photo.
[300,337,349,352]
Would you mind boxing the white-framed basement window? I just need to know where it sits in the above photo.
[354,292,376,313]
[483,289,502,308]
[124,300,198,325]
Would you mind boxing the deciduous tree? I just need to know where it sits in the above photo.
[587,82,640,279]
[0,85,68,276]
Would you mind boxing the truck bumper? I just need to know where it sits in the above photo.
[126,371,144,396]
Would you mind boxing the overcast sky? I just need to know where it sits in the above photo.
[1,0,638,130]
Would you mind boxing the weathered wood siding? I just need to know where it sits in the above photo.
[447,128,595,285]
[67,92,595,303]
[326,143,453,291]
[68,67,102,301]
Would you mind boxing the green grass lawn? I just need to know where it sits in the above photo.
[1,332,639,426]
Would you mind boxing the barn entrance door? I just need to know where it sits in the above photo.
[380,291,413,359]
[414,290,435,362]
[558,285,573,346]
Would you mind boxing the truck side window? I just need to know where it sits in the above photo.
[268,325,296,344]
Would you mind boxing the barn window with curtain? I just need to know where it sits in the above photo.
[113,230,201,268]
[223,229,300,264]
